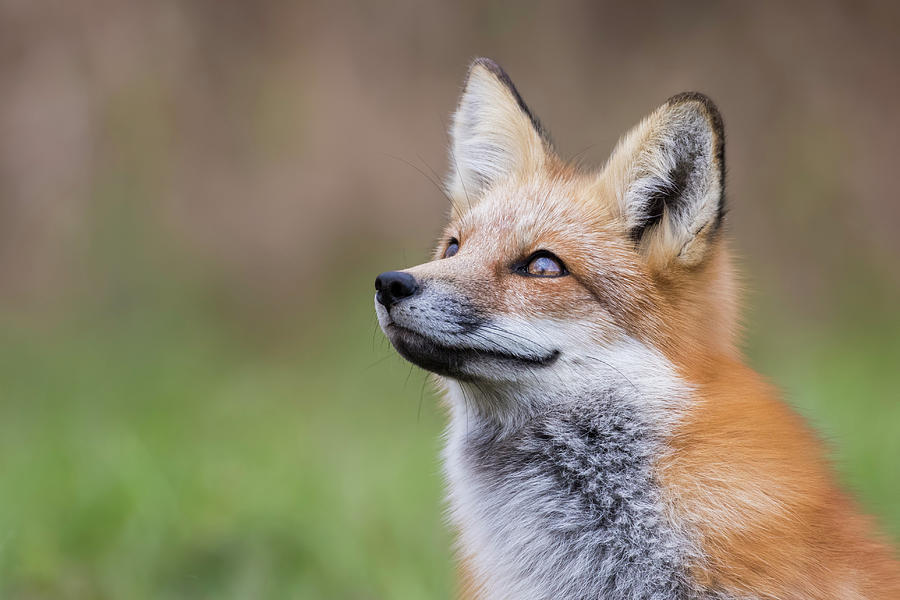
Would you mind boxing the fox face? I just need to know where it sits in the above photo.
[376,59,734,421]
[375,58,736,425]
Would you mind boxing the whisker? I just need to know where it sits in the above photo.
[404,362,415,390]
[475,324,553,356]
[372,319,380,352]
[445,130,472,213]
[417,153,451,207]
[465,328,549,362]
[583,353,642,396]
[569,143,598,170]
[365,354,394,370]
[381,151,455,206]
[418,372,429,423]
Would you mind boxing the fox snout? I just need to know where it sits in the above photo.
[374,268,561,382]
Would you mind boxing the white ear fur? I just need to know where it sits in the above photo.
[446,58,549,207]
[603,93,725,267]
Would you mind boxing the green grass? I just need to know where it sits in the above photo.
[0,280,452,599]
[0,263,897,599]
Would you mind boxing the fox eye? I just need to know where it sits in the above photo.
[521,251,567,278]
[443,238,459,258]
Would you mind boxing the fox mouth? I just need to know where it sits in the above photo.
[384,323,560,379]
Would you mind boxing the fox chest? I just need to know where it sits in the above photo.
[443,405,722,600]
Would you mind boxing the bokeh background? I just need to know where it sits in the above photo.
[1,1,898,598]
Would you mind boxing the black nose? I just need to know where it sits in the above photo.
[375,271,419,307]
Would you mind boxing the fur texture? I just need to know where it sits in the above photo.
[442,338,716,599]
[375,58,900,599]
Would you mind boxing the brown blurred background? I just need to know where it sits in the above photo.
[3,0,899,316]
[1,2,898,598]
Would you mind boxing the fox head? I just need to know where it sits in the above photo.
[376,58,738,423]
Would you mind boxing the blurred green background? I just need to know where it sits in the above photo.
[1,1,898,598]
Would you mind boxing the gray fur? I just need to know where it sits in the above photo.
[445,389,736,600]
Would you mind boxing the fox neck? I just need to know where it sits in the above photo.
[441,338,719,599]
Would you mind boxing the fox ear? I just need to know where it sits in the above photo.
[603,93,725,267]
[447,58,550,207]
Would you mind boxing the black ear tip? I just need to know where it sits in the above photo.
[469,57,505,77]
[664,91,720,115]
[664,92,725,142]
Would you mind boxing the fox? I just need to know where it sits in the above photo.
[374,58,900,599]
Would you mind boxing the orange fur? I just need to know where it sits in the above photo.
[658,357,900,599]
[418,59,900,597]
[646,247,900,598]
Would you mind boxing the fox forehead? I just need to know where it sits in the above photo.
[445,170,626,262]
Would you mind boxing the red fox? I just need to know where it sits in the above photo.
[374,58,900,599]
